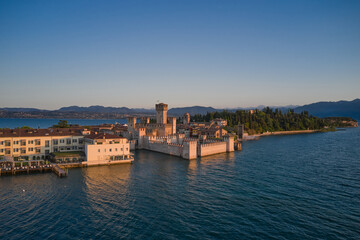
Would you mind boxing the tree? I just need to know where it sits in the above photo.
[15,126,33,129]
[53,120,70,128]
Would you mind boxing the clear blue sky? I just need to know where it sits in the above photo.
[0,0,359,109]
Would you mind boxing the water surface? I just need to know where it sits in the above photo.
[0,128,359,239]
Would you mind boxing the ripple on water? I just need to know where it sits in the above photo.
[1,128,360,239]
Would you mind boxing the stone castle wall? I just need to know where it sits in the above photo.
[148,141,184,157]
[198,142,227,157]
[137,134,233,160]
[129,140,136,150]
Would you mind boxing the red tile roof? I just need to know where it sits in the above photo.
[0,128,83,137]
[85,132,124,140]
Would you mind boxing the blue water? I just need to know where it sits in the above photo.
[0,118,127,129]
[1,128,360,239]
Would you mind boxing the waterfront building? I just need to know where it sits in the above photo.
[0,128,84,161]
[0,128,132,166]
[84,133,132,166]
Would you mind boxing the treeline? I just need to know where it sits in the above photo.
[192,107,356,134]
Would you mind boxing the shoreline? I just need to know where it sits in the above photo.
[243,129,322,140]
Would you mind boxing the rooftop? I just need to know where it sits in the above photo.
[0,128,83,138]
[85,132,124,140]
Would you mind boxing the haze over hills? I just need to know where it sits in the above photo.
[0,99,359,119]
[294,99,360,119]
[168,106,217,116]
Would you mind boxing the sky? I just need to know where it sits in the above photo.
[0,0,359,109]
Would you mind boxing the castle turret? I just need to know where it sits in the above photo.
[141,117,150,124]
[127,117,137,131]
[223,134,234,152]
[168,117,177,134]
[156,103,168,124]
[182,140,197,160]
[183,113,190,125]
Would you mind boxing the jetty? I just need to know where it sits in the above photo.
[0,156,68,177]
[51,164,68,177]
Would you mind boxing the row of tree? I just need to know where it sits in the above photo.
[192,108,355,134]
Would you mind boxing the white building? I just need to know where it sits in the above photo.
[0,128,133,166]
[84,133,133,166]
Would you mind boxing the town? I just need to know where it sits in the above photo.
[0,103,241,177]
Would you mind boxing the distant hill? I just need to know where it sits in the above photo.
[294,99,360,120]
[0,107,47,112]
[168,106,217,116]
[58,105,135,114]
[1,99,359,119]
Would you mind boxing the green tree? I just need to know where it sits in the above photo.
[53,120,70,128]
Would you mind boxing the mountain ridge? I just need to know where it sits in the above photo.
[0,99,359,119]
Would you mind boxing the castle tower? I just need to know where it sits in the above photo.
[141,117,150,124]
[223,135,234,152]
[183,113,190,125]
[156,103,168,124]
[127,117,137,130]
[168,117,177,134]
[237,124,244,139]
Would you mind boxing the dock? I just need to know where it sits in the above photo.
[0,164,69,177]
[0,164,53,176]
[51,164,68,177]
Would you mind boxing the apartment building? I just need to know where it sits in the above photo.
[0,128,132,165]
[0,128,84,160]
[84,133,132,166]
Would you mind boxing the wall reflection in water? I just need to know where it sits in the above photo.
[81,164,132,220]
[185,152,236,184]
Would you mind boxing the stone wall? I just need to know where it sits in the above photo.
[182,141,197,160]
[137,134,233,160]
[147,141,183,157]
[198,142,227,157]
[129,140,136,150]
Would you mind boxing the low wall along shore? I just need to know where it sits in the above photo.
[138,135,234,160]
[259,130,320,136]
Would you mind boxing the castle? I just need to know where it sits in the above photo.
[126,103,234,159]
[0,103,236,172]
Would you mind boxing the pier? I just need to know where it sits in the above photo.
[0,164,68,177]
[51,164,68,177]
[0,164,53,176]
[0,156,68,177]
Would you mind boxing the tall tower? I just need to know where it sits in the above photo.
[156,103,168,124]
[168,117,177,134]
[183,113,190,125]
[127,117,137,130]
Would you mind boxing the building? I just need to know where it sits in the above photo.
[84,133,132,166]
[201,127,228,138]
[0,128,84,161]
[0,128,132,166]
[211,118,227,127]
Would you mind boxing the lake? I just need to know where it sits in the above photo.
[0,118,127,129]
[0,123,359,239]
